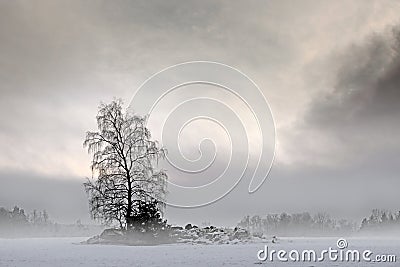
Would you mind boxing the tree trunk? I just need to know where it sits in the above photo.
[126,176,133,230]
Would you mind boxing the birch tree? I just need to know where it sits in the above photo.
[83,99,167,230]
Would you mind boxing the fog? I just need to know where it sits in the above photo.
[0,0,399,230]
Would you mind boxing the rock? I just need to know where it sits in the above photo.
[98,228,125,243]
[84,235,102,244]
[232,227,250,240]
[100,229,124,238]
[252,232,263,238]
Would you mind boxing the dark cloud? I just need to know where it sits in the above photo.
[308,25,400,127]
[284,24,400,167]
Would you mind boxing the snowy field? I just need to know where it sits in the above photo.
[0,237,399,267]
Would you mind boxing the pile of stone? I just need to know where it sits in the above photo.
[85,225,268,246]
[171,224,267,245]
[85,228,172,246]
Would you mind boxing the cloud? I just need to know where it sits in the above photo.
[309,26,400,125]
[281,24,400,167]
[1,0,400,224]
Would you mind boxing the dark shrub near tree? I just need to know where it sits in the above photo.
[129,199,167,233]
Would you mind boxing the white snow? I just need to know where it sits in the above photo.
[0,237,399,266]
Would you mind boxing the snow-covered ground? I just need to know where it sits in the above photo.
[0,237,399,266]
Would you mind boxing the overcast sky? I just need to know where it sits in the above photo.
[0,0,399,226]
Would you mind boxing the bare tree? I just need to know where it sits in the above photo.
[313,212,330,232]
[83,99,167,230]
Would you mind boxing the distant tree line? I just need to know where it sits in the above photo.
[0,206,102,237]
[238,211,355,236]
[238,209,400,236]
[360,209,400,232]
[0,206,28,227]
[0,206,50,227]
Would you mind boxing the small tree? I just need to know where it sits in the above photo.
[83,99,167,230]
[42,210,49,224]
[130,199,166,232]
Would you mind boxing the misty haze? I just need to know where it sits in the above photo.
[0,1,399,266]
